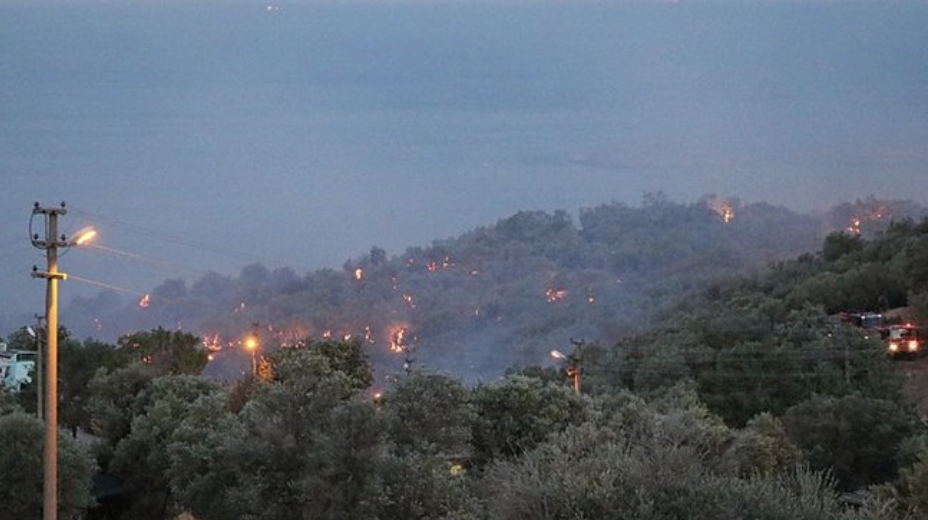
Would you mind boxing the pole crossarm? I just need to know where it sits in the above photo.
[31,271,67,281]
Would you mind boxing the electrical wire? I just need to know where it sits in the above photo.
[70,208,265,264]
[86,244,173,269]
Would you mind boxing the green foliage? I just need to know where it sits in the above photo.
[471,375,588,465]
[107,376,225,520]
[823,232,864,262]
[782,394,920,490]
[377,452,479,520]
[0,412,96,519]
[59,338,127,436]
[166,392,241,520]
[117,327,207,376]
[894,446,928,515]
[722,412,803,477]
[87,363,158,447]
[382,372,475,457]
[482,394,889,520]
[310,338,373,391]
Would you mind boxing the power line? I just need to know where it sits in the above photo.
[70,208,265,264]
[67,274,145,297]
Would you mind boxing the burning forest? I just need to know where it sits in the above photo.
[55,196,928,381]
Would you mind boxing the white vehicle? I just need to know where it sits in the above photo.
[0,343,36,392]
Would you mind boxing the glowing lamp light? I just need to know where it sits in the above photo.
[71,226,97,246]
[245,337,259,351]
[908,340,919,352]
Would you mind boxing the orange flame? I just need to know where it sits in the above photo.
[848,218,862,235]
[354,268,364,281]
[707,198,735,223]
[545,288,568,303]
[389,326,410,353]
[402,293,416,309]
[202,334,224,352]
[138,294,150,308]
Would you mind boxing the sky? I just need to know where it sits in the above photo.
[1,0,927,327]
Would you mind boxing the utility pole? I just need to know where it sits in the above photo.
[35,314,45,421]
[245,322,260,377]
[30,203,96,520]
[568,338,584,395]
[551,338,585,395]
[31,202,66,520]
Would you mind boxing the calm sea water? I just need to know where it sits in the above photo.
[1,0,927,320]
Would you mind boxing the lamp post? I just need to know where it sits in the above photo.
[245,335,259,375]
[551,338,584,395]
[30,202,95,520]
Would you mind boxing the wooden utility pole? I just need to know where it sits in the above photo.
[31,203,66,520]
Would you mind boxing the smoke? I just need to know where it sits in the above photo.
[37,196,928,380]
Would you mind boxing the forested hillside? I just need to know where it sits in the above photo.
[5,196,928,519]
[59,195,924,380]
[584,215,928,423]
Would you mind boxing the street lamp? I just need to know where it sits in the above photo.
[245,335,259,376]
[30,203,96,520]
[551,343,583,396]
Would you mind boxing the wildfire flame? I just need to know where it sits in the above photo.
[138,294,150,308]
[202,334,224,352]
[707,198,736,224]
[389,326,410,353]
[354,268,364,281]
[364,326,375,344]
[402,293,416,309]
[848,218,862,235]
[546,288,568,303]
[846,205,887,235]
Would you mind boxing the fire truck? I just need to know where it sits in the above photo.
[839,312,924,358]
[884,324,923,358]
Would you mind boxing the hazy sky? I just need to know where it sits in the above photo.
[1,0,926,324]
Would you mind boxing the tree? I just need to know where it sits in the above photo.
[166,393,242,520]
[822,232,864,262]
[721,412,803,477]
[782,394,919,490]
[116,328,207,376]
[0,412,96,519]
[107,376,225,520]
[87,363,158,447]
[471,375,587,465]
[382,372,475,457]
[177,349,378,520]
[59,338,125,437]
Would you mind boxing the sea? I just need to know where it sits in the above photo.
[1,0,927,322]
